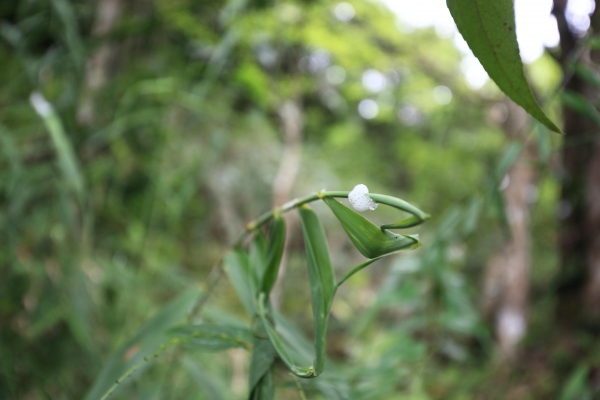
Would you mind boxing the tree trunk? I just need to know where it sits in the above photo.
[553,0,600,322]
[482,99,536,360]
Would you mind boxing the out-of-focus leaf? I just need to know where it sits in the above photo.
[224,250,256,317]
[248,338,275,400]
[168,324,252,351]
[446,0,561,132]
[324,198,421,259]
[29,92,85,202]
[261,214,286,297]
[51,0,85,68]
[535,123,552,163]
[183,357,226,400]
[84,289,201,400]
[494,141,523,179]
[559,365,590,400]
[462,197,482,236]
[561,90,600,126]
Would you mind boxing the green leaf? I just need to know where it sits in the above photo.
[84,289,201,400]
[249,338,276,391]
[298,204,335,376]
[261,214,286,297]
[323,197,421,259]
[224,250,257,317]
[248,338,276,400]
[249,231,267,283]
[250,370,274,400]
[168,324,253,351]
[446,0,561,133]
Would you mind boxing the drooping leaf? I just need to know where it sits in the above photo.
[367,194,430,230]
[298,204,335,376]
[84,289,201,400]
[446,0,561,133]
[168,324,253,351]
[224,250,256,317]
[324,197,421,259]
[261,214,286,297]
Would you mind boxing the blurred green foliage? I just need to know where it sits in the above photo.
[0,0,581,399]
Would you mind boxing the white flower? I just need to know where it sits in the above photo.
[348,184,378,212]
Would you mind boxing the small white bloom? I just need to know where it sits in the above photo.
[348,184,378,212]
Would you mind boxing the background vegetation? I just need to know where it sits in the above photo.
[1,0,598,399]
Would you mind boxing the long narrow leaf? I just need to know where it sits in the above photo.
[261,215,286,296]
[249,232,267,283]
[298,204,335,376]
[446,0,561,132]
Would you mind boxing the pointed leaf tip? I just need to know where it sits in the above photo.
[446,0,561,133]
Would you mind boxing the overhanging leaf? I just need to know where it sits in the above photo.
[324,198,421,259]
[446,0,561,133]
